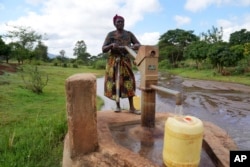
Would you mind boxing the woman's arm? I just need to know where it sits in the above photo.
[130,32,141,50]
[102,32,120,53]
[102,43,113,53]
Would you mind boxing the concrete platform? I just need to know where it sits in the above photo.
[62,111,238,167]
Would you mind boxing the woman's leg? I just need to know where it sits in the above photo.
[115,101,121,112]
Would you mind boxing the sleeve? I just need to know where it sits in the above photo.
[102,32,113,47]
[129,31,140,45]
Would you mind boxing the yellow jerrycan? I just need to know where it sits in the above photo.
[163,115,204,167]
[133,95,141,110]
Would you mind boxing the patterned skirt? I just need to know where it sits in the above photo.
[104,54,136,100]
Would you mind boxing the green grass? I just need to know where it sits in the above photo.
[163,68,250,86]
[0,64,105,167]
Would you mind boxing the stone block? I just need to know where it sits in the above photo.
[65,73,98,158]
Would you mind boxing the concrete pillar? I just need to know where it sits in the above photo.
[65,73,98,158]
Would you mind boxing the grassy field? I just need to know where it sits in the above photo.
[0,64,105,167]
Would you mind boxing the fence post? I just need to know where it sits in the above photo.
[65,73,98,158]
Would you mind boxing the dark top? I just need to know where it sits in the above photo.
[102,30,140,55]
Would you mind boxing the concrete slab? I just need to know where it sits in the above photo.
[62,111,238,167]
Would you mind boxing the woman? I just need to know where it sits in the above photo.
[102,14,141,115]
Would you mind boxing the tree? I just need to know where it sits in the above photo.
[158,29,198,67]
[201,26,223,44]
[59,50,65,57]
[58,50,67,66]
[230,44,245,74]
[159,44,179,67]
[229,29,250,45]
[230,45,244,63]
[33,41,48,61]
[207,42,243,73]
[6,26,42,49]
[9,42,28,64]
[208,42,229,73]
[5,26,43,63]
[243,43,250,66]
[244,43,250,57]
[73,40,91,65]
[184,41,209,69]
[0,36,11,63]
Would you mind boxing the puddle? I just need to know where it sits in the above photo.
[110,122,215,167]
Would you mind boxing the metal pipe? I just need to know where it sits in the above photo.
[124,46,137,59]
[150,85,182,105]
[115,57,120,104]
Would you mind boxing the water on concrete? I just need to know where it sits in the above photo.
[110,122,215,167]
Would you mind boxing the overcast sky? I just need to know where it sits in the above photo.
[0,0,250,57]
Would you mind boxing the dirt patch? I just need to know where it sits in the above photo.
[0,63,19,75]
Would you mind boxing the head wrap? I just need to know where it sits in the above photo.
[113,14,124,24]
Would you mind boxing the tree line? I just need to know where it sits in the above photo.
[1,25,250,75]
[0,26,97,67]
[159,27,250,75]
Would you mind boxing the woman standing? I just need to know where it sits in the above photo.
[102,14,141,114]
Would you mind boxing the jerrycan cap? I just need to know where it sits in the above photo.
[174,115,199,125]
[183,116,196,124]
[168,115,204,134]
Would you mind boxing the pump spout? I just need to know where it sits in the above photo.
[150,85,182,105]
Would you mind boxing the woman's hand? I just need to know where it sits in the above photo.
[111,43,119,49]
[103,43,119,52]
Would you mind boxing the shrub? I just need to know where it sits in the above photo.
[52,59,60,66]
[31,60,44,66]
[93,59,106,69]
[76,59,84,65]
[232,66,245,75]
[72,63,78,68]
[20,65,48,94]
[62,63,67,68]
[158,59,171,69]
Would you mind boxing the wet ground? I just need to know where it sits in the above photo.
[110,122,215,167]
[156,73,250,150]
[97,72,250,164]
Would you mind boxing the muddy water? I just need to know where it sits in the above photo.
[157,73,250,151]
[97,72,250,150]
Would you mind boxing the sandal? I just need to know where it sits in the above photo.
[114,107,121,113]
[129,110,141,115]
